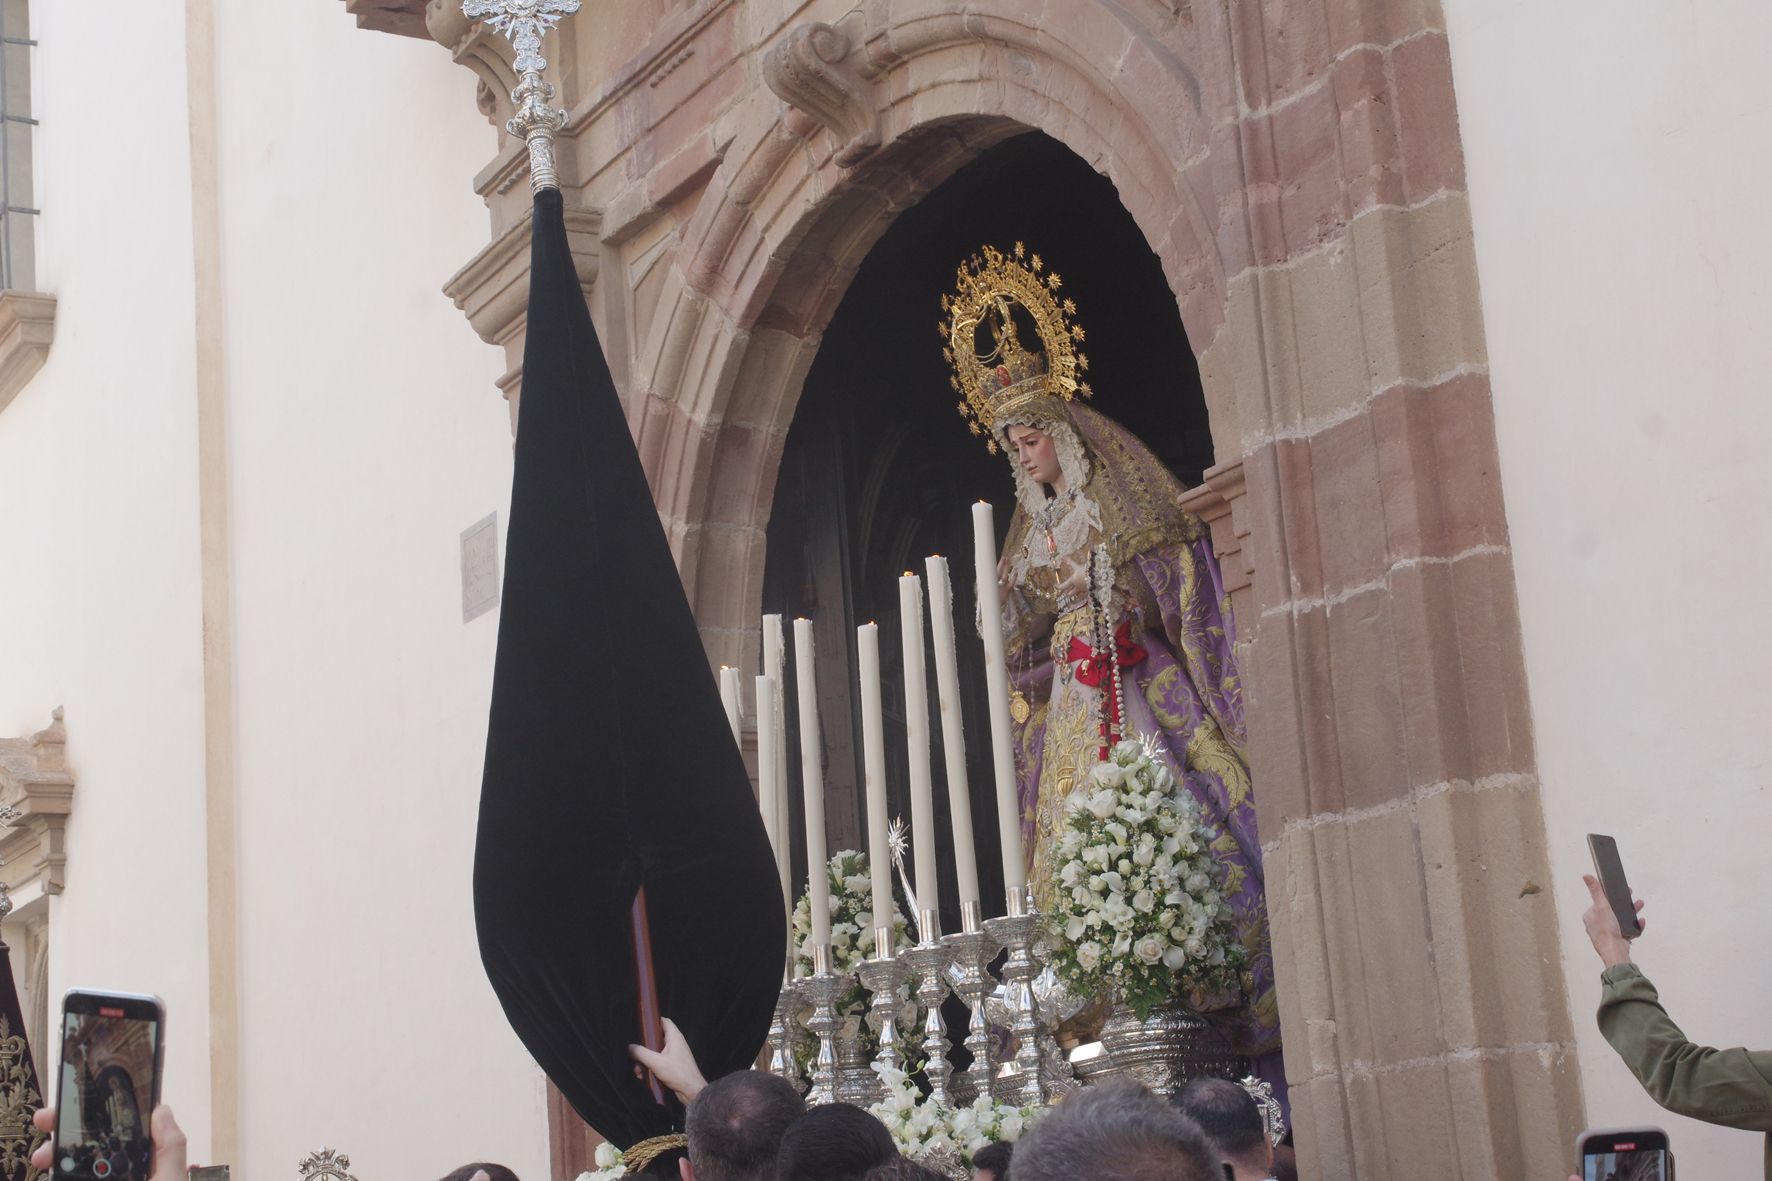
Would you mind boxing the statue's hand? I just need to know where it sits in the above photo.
[1056,553,1090,604]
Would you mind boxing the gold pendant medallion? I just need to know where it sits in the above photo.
[1010,690,1031,724]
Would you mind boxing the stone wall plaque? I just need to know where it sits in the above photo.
[461,512,501,623]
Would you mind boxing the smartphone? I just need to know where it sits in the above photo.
[1587,833,1642,939]
[1578,1126,1673,1180]
[49,990,165,1181]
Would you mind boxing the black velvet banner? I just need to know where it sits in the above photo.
[474,188,784,1155]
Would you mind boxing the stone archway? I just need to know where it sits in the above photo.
[638,16,1235,657]
[631,7,1580,1177]
[434,1,1585,1174]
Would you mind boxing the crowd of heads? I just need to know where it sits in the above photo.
[441,1070,1297,1181]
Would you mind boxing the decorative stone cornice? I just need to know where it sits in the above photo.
[443,203,602,349]
[762,22,882,168]
[0,291,55,417]
[341,0,428,39]
[1179,460,1252,598]
[0,708,74,900]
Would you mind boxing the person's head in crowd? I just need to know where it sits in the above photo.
[1176,1078,1273,1181]
[1012,1078,1220,1181]
[439,1167,520,1181]
[775,1103,898,1181]
[682,1069,806,1181]
[862,1159,948,1181]
[972,1140,1013,1181]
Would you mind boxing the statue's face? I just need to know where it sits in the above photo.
[1005,423,1062,486]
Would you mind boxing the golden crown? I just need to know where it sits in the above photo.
[941,242,1093,454]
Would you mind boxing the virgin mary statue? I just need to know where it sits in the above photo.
[942,244,1281,1068]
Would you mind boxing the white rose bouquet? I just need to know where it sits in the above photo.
[790,850,915,1067]
[1044,736,1245,1019]
[575,1141,627,1179]
[791,849,913,976]
[867,1061,1040,1174]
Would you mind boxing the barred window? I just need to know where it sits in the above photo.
[0,0,36,292]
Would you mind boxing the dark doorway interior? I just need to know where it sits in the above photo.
[763,130,1212,932]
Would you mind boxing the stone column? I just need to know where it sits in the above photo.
[1193,2,1585,1177]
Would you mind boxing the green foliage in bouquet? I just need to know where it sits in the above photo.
[1043,737,1245,1020]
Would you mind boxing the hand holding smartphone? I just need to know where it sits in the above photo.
[50,990,165,1181]
[1587,833,1643,939]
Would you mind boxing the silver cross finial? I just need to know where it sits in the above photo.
[462,0,583,193]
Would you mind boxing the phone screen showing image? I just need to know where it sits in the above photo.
[52,997,161,1181]
[1584,1147,1671,1180]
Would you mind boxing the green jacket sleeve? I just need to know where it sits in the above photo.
[1597,963,1772,1132]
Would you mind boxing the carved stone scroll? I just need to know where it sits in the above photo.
[762,22,882,168]
[0,709,74,901]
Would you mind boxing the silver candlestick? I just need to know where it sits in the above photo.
[983,885,1048,1106]
[854,927,907,1103]
[765,975,804,1089]
[900,908,956,1108]
[942,899,998,1104]
[798,944,851,1106]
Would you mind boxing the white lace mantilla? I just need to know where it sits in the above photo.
[1010,491,1104,587]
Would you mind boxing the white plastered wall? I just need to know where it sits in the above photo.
[209,5,546,1180]
[1445,3,1772,1178]
[0,0,217,1158]
[0,2,551,1175]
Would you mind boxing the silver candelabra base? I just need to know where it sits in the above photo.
[765,976,805,1091]
[855,928,910,1105]
[983,886,1056,1106]
[901,934,957,1108]
[796,944,854,1107]
[942,900,998,1105]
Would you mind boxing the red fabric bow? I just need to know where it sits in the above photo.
[1066,620,1148,689]
[1068,621,1147,757]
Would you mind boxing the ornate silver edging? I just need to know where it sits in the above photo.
[298,1148,360,1181]
[461,0,581,193]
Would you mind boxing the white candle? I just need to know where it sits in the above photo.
[763,614,789,902]
[719,665,741,743]
[972,501,1027,895]
[756,674,790,971]
[857,622,893,939]
[925,555,982,912]
[899,573,939,933]
[793,618,831,949]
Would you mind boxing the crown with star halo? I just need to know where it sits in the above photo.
[941,242,1093,454]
